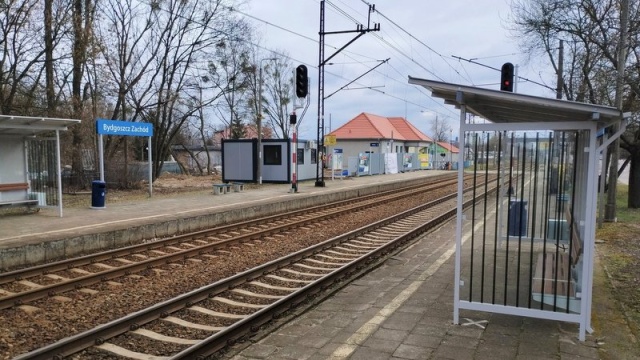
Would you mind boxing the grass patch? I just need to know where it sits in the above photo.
[613,184,640,223]
[596,183,640,341]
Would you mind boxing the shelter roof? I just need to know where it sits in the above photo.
[0,115,80,136]
[408,77,622,126]
[329,112,433,142]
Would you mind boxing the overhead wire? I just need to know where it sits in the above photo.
[227,2,457,114]
[358,0,483,85]
[320,1,456,113]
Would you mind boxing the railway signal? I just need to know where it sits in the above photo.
[500,62,514,92]
[295,65,308,98]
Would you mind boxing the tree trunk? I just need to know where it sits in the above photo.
[44,0,55,114]
[629,152,640,208]
[71,0,87,176]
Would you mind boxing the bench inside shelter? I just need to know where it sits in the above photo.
[0,183,39,208]
[532,204,583,313]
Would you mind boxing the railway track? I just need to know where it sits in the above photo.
[0,174,464,310]
[14,182,492,360]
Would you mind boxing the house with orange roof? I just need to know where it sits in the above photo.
[434,141,461,169]
[326,112,435,172]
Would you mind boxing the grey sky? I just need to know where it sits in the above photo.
[242,0,556,141]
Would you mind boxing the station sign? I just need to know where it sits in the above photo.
[96,119,154,137]
[370,142,379,147]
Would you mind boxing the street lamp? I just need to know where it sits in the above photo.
[257,57,277,185]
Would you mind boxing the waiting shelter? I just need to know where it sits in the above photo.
[409,77,626,340]
[0,115,81,217]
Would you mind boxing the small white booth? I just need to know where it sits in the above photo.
[409,77,626,341]
[0,115,81,217]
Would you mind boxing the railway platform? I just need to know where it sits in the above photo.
[0,170,445,270]
[223,212,628,360]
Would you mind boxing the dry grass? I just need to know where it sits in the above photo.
[62,173,224,209]
[597,222,640,336]
[594,184,640,356]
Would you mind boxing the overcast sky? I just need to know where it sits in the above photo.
[240,0,555,141]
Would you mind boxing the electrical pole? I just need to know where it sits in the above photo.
[315,0,380,187]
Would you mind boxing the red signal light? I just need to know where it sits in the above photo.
[500,63,514,92]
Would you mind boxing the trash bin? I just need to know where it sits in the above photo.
[91,180,106,209]
[508,200,528,237]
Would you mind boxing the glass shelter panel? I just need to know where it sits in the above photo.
[459,130,589,315]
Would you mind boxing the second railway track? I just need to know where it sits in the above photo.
[16,181,489,360]
[0,174,464,310]
[2,175,495,359]
[12,178,498,359]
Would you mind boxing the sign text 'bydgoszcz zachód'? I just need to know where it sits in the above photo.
[96,119,154,137]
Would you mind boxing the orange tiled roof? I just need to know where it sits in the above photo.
[388,117,432,141]
[436,141,460,153]
[328,113,433,142]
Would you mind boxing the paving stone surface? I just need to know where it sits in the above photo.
[225,205,605,360]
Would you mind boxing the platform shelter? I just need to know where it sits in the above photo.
[409,77,626,340]
[0,115,81,217]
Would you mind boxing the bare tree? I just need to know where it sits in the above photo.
[510,0,640,209]
[262,53,294,139]
[97,0,158,123]
[430,115,453,143]
[94,0,165,185]
[0,0,47,114]
[126,0,246,181]
[209,31,254,140]
[67,0,96,176]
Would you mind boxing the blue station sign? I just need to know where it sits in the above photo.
[96,119,154,137]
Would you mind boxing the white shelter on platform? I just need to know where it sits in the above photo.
[0,115,81,217]
[409,77,626,341]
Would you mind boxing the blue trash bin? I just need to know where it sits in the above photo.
[508,200,528,236]
[91,180,106,209]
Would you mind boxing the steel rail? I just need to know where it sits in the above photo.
[0,176,465,309]
[15,183,495,360]
[0,174,458,285]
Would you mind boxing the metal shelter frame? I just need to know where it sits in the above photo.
[0,115,81,217]
[409,77,626,341]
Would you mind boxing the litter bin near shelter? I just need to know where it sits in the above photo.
[91,180,106,209]
[508,200,528,237]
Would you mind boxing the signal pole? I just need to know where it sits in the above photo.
[293,65,309,193]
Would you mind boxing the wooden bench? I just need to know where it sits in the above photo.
[532,206,582,312]
[213,183,232,195]
[0,183,39,208]
[0,183,29,191]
